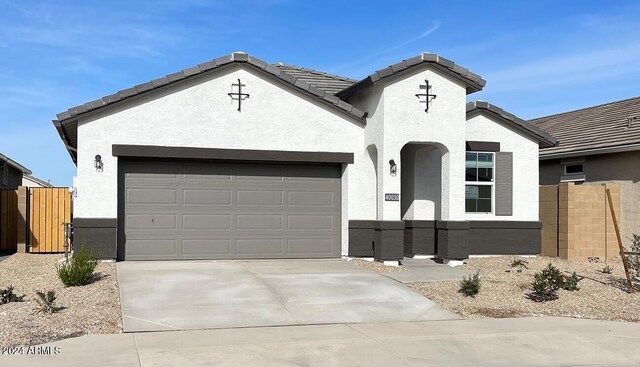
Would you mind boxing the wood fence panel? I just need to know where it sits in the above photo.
[0,190,19,250]
[29,187,72,253]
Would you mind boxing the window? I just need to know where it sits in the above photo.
[564,164,583,175]
[465,152,494,213]
[466,152,493,182]
[466,185,492,212]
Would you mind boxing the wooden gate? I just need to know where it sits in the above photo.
[0,189,19,250]
[29,187,72,253]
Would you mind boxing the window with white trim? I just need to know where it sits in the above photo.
[465,152,494,213]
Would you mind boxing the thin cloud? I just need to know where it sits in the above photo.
[484,42,640,93]
[330,22,441,74]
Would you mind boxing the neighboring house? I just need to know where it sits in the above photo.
[0,152,31,190]
[52,52,555,261]
[21,174,53,188]
[532,96,640,243]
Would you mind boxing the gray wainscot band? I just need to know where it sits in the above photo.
[73,218,117,259]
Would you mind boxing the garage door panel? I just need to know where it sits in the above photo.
[287,215,334,230]
[182,214,231,230]
[123,160,341,260]
[287,239,334,255]
[126,214,177,230]
[236,214,283,230]
[182,239,231,256]
[236,190,283,206]
[236,165,284,180]
[126,239,177,256]
[183,189,232,206]
[127,188,178,205]
[288,191,334,207]
[236,239,283,255]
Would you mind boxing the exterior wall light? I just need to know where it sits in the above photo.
[94,155,103,172]
[389,159,397,177]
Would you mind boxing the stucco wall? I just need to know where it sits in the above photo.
[465,113,540,221]
[75,64,373,255]
[348,65,468,221]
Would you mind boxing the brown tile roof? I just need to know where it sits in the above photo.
[274,63,357,95]
[55,52,366,123]
[467,101,556,147]
[336,53,486,99]
[530,96,640,157]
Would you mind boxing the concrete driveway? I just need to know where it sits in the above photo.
[116,259,457,332]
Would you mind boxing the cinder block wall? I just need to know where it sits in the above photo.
[540,185,558,257]
[540,182,620,261]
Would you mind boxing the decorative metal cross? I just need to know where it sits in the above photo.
[228,78,250,112]
[415,80,437,112]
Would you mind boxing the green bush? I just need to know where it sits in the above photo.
[0,286,25,304]
[626,233,640,282]
[57,243,98,286]
[35,290,58,314]
[510,258,529,270]
[530,263,564,302]
[459,272,481,297]
[563,272,583,291]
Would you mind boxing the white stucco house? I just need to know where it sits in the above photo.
[53,52,556,261]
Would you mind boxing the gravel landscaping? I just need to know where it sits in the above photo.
[408,256,640,322]
[0,254,122,348]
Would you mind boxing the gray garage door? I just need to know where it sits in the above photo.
[121,160,342,260]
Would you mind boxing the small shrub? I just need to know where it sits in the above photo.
[57,243,98,287]
[626,233,640,282]
[529,263,563,302]
[510,258,529,273]
[600,265,613,274]
[0,286,25,304]
[459,272,481,297]
[34,290,58,314]
[511,258,529,269]
[563,272,583,291]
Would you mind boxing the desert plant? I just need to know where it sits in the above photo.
[57,243,98,286]
[0,286,25,304]
[626,233,640,282]
[459,272,481,297]
[563,272,583,291]
[529,263,564,302]
[510,258,529,272]
[34,290,58,314]
[600,265,613,274]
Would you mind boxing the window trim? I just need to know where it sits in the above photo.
[465,151,495,214]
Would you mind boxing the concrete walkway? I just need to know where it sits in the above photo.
[385,258,473,283]
[5,317,640,366]
[117,260,457,332]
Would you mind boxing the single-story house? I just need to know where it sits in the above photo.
[21,174,53,188]
[53,52,556,262]
[0,152,31,190]
[532,96,640,243]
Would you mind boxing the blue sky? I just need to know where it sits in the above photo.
[2,0,640,186]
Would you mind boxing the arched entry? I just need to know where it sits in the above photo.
[400,142,449,220]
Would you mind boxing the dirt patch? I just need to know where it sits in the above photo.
[350,259,407,273]
[408,256,640,322]
[0,254,122,348]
